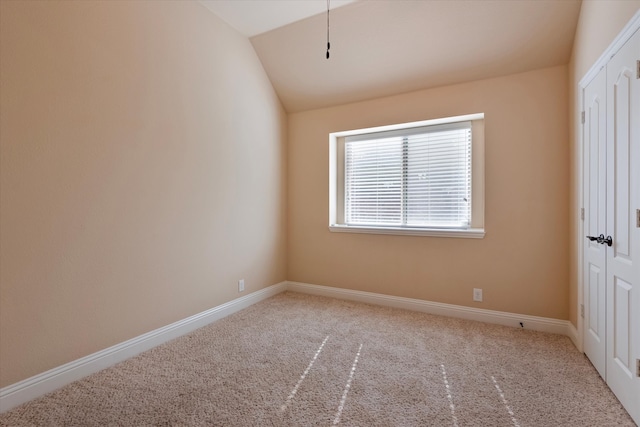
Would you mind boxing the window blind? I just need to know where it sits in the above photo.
[344,122,471,228]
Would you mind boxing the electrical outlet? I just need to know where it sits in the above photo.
[238,279,245,292]
[473,288,483,302]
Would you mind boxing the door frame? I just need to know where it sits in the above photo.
[578,10,640,354]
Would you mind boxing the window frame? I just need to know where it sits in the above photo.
[329,113,485,238]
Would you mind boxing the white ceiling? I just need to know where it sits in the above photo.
[201,0,582,113]
[200,0,357,37]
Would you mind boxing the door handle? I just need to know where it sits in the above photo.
[586,234,613,247]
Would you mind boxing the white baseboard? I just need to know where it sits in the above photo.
[0,281,287,413]
[1,279,577,413]
[567,321,580,351]
[286,281,574,337]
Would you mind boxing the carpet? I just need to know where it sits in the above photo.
[0,291,635,426]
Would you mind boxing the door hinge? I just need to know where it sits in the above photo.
[637,60,640,79]
[581,208,585,221]
[637,359,640,377]
[636,209,640,228]
[581,111,585,124]
[580,304,584,318]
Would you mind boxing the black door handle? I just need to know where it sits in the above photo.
[586,234,613,247]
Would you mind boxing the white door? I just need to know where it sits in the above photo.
[605,28,640,423]
[583,65,607,379]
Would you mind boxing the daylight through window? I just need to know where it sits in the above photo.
[345,122,471,228]
[329,114,485,238]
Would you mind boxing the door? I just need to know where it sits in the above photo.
[583,27,640,425]
[583,66,607,379]
[605,28,640,423]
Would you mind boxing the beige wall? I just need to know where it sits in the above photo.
[0,0,287,387]
[4,0,634,392]
[568,1,640,327]
[288,66,570,320]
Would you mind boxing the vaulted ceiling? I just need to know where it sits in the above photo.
[202,0,582,113]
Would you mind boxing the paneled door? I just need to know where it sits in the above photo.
[583,27,639,425]
[604,28,639,423]
[583,66,607,379]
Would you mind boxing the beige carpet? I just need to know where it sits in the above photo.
[0,292,635,426]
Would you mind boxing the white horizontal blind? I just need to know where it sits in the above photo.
[345,122,471,228]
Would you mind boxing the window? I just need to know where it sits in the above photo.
[329,114,485,238]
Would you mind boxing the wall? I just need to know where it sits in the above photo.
[568,1,640,327]
[0,0,287,387]
[288,66,569,320]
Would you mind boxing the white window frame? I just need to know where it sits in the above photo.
[329,113,485,238]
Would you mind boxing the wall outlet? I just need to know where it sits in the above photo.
[238,279,245,292]
[473,288,483,302]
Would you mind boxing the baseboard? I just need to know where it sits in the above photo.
[0,281,287,413]
[286,281,573,337]
[1,279,577,413]
[566,322,580,352]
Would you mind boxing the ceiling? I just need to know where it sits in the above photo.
[201,0,582,113]
[200,1,357,38]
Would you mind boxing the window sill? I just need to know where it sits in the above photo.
[328,224,485,239]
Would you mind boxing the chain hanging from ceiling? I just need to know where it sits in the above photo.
[326,0,331,59]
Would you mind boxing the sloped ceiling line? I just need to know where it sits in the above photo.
[202,0,582,113]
